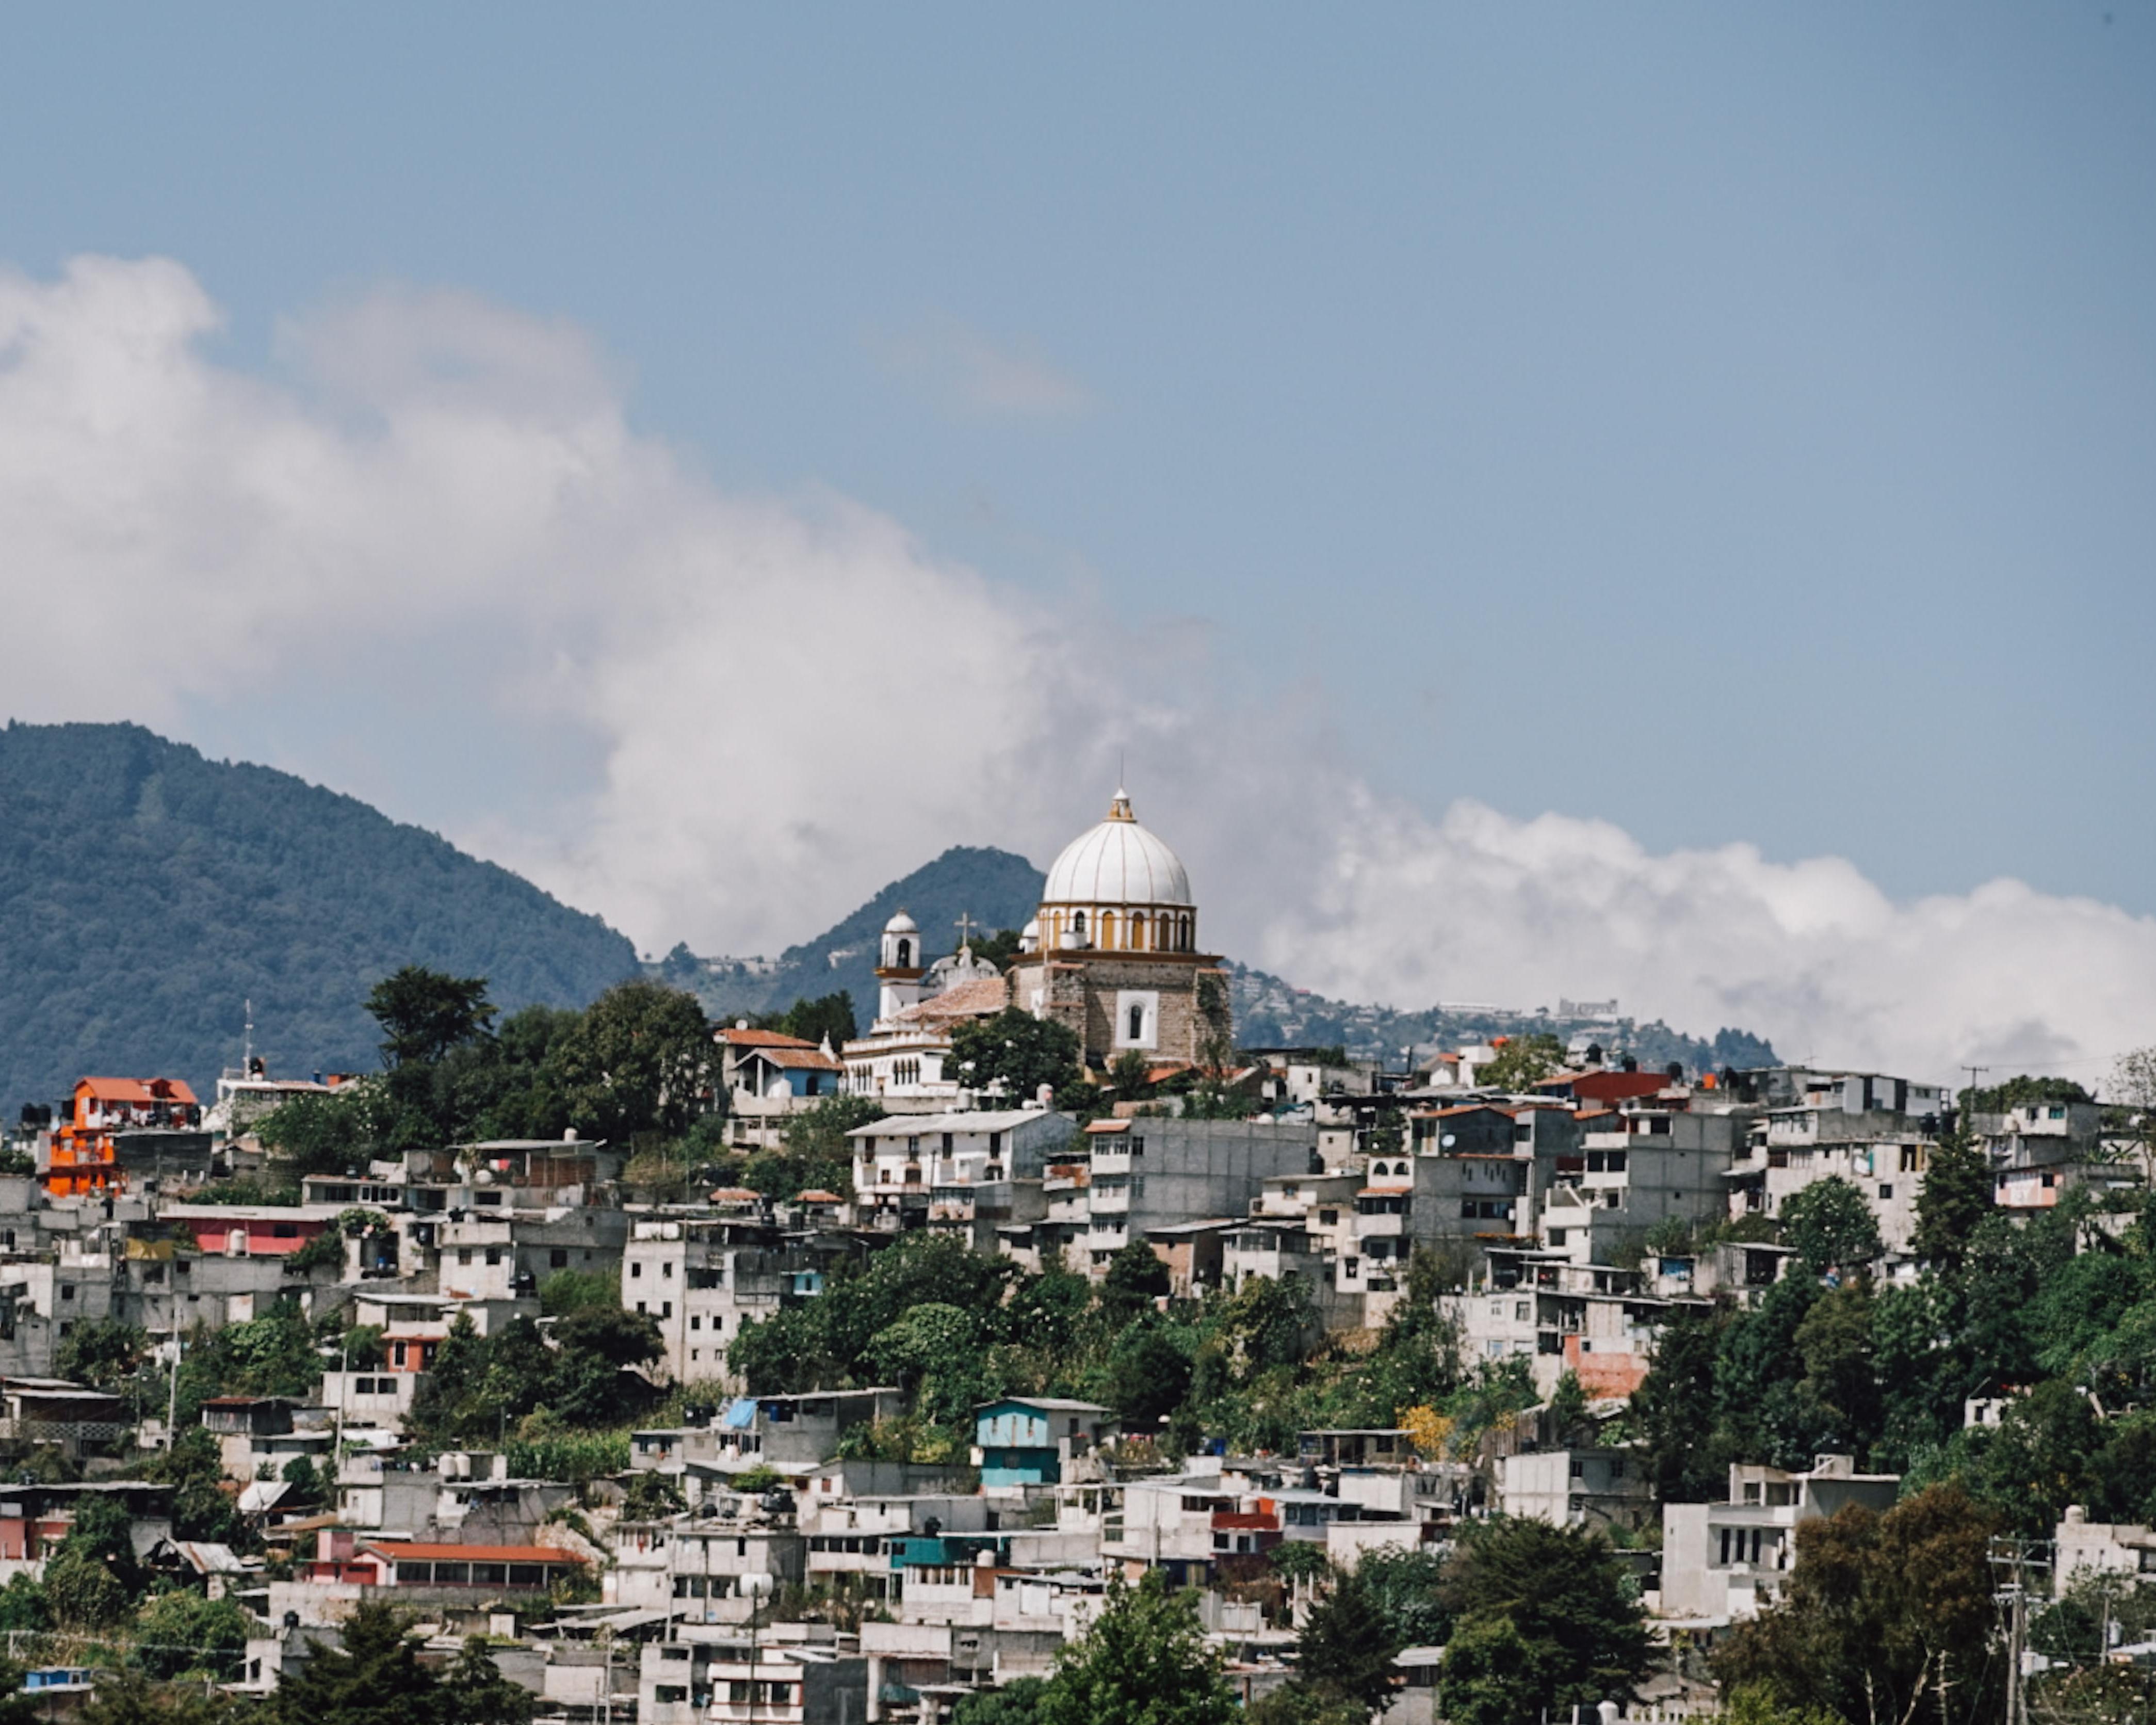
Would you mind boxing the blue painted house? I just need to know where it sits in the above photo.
[974,1397,1117,1488]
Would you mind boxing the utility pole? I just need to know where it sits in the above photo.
[1990,1535,2049,1725]
[165,1329,181,1449]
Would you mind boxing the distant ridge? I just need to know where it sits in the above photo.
[658,845,1046,1025]
[657,843,1777,1073]
[0,721,638,1110]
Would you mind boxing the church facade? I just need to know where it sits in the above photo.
[1007,788,1232,1071]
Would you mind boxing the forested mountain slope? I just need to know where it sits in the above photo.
[0,721,637,1109]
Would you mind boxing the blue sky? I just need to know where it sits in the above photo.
[2,5,2152,1075]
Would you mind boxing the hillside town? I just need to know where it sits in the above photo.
[0,791,2144,1725]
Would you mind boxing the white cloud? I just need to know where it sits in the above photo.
[873,317,1095,417]
[1249,793,2156,1084]
[1,253,2150,1087]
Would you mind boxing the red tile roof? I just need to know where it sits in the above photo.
[744,1046,843,1072]
[362,1541,582,1564]
[895,976,1010,1024]
[717,1028,818,1050]
[77,1077,199,1105]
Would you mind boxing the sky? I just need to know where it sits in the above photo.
[1,4,2152,1084]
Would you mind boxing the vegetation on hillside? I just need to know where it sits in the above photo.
[0,721,636,1111]
[257,968,716,1168]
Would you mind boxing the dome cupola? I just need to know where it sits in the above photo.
[1038,788,1198,955]
[878,911,922,977]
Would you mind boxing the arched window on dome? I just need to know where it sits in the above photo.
[1100,911,1117,950]
[1073,910,1088,943]
[1131,912,1147,950]
[896,938,912,968]
[1177,915,1192,952]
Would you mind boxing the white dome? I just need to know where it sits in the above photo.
[883,911,918,933]
[1042,790,1193,908]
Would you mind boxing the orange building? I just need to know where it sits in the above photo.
[46,1077,201,1197]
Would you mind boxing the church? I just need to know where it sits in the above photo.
[841,787,1231,1101]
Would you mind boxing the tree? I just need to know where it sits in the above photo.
[1355,1545,1452,1650]
[439,1636,537,1725]
[1545,1370,1591,1445]
[366,966,497,1068]
[1101,1319,1193,1427]
[145,1427,250,1545]
[134,1587,250,1680]
[55,1317,149,1393]
[1791,1282,1880,1459]
[1244,1685,1364,1725]
[1438,1518,1654,1714]
[548,979,716,1140]
[950,1009,1082,1101]
[1715,1482,2000,1725]
[756,990,858,1049]
[1912,1136,1993,1269]
[1439,1614,1541,1725]
[1629,1309,1726,1502]
[1967,1074,2095,1113]
[1295,1566,1404,1712]
[270,1600,441,1725]
[75,1670,241,1725]
[865,1303,987,1427]
[1109,1050,1154,1099]
[747,1093,884,1200]
[1777,1176,1882,1276]
[1098,1239,1171,1321]
[953,1680,1048,1725]
[1480,1034,1566,1091]
[1036,1569,1236,1725]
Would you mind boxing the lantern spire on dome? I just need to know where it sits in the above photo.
[1107,787,1134,823]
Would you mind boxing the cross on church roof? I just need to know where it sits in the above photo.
[954,911,977,950]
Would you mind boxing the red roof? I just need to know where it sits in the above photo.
[745,1046,843,1072]
[1537,1071,1671,1103]
[894,976,1010,1024]
[708,1187,762,1203]
[795,1189,845,1204]
[362,1541,582,1564]
[717,1028,818,1050]
[77,1077,199,1105]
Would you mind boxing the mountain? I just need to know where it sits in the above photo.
[659,841,1778,1073]
[0,721,638,1111]
[1228,961,1777,1071]
[657,845,1047,1029]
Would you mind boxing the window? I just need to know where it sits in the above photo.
[1878,1183,1893,1200]
[59,1285,74,1301]
[550,1248,568,1268]
[457,1249,473,1266]
[273,1222,299,1239]
[662,1260,674,1278]
[1129,1005,1145,1041]
[690,1315,702,1331]
[661,1302,672,1319]
[631,1262,643,1277]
